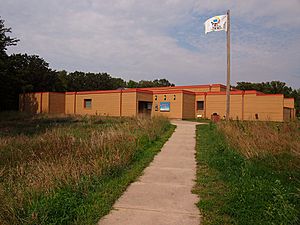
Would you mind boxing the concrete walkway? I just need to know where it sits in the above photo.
[98,120,201,225]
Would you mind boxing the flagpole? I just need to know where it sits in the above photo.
[226,9,231,120]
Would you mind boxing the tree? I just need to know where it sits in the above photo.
[0,54,62,110]
[127,80,138,88]
[0,17,19,57]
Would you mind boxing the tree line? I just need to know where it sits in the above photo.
[0,17,299,115]
[0,18,174,110]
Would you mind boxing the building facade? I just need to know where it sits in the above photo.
[19,84,295,121]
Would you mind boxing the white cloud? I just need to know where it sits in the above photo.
[0,0,299,88]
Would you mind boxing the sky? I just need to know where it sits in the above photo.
[0,0,300,88]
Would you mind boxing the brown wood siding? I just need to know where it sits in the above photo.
[152,93,182,119]
[182,93,195,119]
[284,98,294,108]
[41,92,49,113]
[137,92,153,102]
[244,95,283,121]
[206,94,243,119]
[122,92,137,116]
[65,94,75,114]
[206,95,226,118]
[49,93,65,114]
[230,95,243,120]
[19,92,49,114]
[75,93,121,116]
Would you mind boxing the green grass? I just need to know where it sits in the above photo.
[194,124,300,225]
[25,124,175,225]
[183,118,211,123]
[0,114,175,224]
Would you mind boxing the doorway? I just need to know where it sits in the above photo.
[138,101,152,116]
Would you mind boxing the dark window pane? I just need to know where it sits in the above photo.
[197,101,204,110]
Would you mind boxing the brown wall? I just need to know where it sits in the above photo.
[137,92,153,102]
[74,93,121,116]
[152,93,182,119]
[284,98,294,108]
[182,93,195,119]
[65,94,75,114]
[19,92,49,114]
[244,94,283,121]
[49,93,65,114]
[121,92,137,117]
[20,85,290,122]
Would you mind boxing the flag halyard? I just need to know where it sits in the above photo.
[204,15,227,34]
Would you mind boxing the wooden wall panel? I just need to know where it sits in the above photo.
[137,92,153,102]
[244,95,283,121]
[152,93,182,119]
[121,92,137,117]
[284,98,294,108]
[19,93,49,114]
[75,93,121,116]
[49,93,65,114]
[206,95,226,118]
[206,94,242,119]
[65,94,75,114]
[182,94,195,119]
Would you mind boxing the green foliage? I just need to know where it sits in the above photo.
[195,124,300,225]
[0,17,19,57]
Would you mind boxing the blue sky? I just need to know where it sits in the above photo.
[0,0,299,88]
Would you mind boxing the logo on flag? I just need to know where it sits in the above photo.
[204,15,227,34]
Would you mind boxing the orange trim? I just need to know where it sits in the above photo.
[244,90,262,94]
[257,93,283,96]
[206,91,244,95]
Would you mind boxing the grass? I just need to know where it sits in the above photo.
[194,122,300,225]
[0,113,175,224]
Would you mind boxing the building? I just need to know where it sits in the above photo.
[19,84,295,121]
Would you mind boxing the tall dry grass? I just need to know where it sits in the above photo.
[0,115,170,224]
[217,120,300,158]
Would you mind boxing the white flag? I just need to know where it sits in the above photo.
[204,15,227,34]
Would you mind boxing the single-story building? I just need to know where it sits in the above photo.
[19,84,296,121]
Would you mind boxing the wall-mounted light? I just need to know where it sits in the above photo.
[155,95,157,100]
[164,95,166,100]
[173,95,176,100]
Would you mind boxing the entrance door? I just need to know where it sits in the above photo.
[138,101,152,116]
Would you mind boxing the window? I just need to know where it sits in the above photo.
[84,99,92,109]
[197,101,204,110]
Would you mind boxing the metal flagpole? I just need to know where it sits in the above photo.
[226,9,231,120]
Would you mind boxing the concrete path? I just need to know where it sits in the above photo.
[98,120,201,225]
